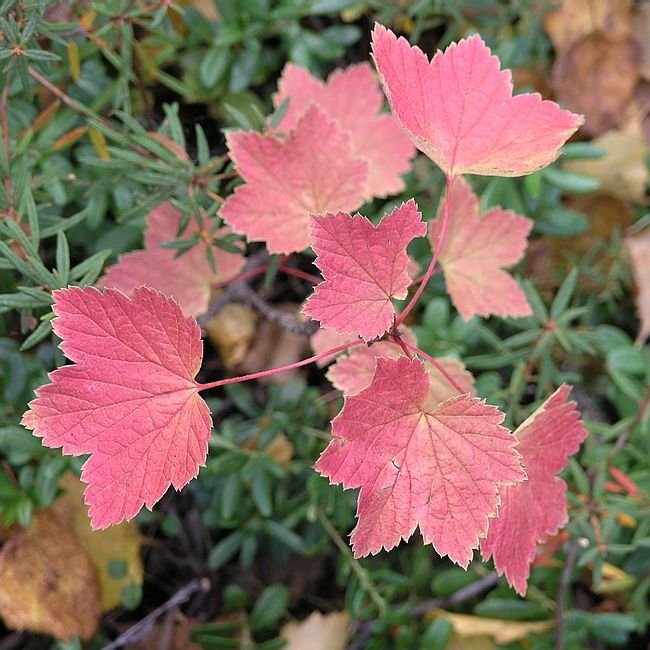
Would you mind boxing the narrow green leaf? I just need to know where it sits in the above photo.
[69,249,111,282]
[249,585,290,630]
[23,49,61,61]
[550,268,579,319]
[269,97,289,130]
[55,230,70,284]
[20,318,53,350]
[208,530,245,570]
[0,240,55,286]
[543,166,601,193]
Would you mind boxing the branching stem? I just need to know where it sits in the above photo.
[198,340,364,390]
[396,174,456,325]
[401,341,466,394]
[316,509,387,615]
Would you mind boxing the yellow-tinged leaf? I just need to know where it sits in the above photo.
[596,563,637,594]
[245,429,295,466]
[445,635,499,650]
[134,41,159,80]
[205,302,259,370]
[0,511,101,640]
[615,511,637,527]
[67,41,80,80]
[88,125,110,160]
[626,227,650,346]
[20,99,60,137]
[564,129,649,202]
[52,125,88,152]
[426,610,553,644]
[280,610,350,650]
[79,9,97,31]
[148,132,192,164]
[52,473,144,611]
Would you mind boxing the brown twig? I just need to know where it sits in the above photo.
[0,71,16,221]
[198,250,319,337]
[27,66,91,117]
[409,571,500,617]
[102,578,210,650]
[555,536,578,650]
[227,282,319,337]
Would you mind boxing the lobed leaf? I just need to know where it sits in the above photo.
[429,177,533,320]
[304,200,426,340]
[481,386,587,594]
[315,356,525,566]
[221,106,368,253]
[371,24,583,178]
[274,62,415,198]
[21,287,213,529]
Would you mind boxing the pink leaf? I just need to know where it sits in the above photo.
[481,386,587,595]
[274,63,416,198]
[315,356,525,566]
[21,287,212,529]
[329,343,474,400]
[371,24,583,178]
[310,328,357,368]
[429,177,533,320]
[221,106,368,254]
[100,203,245,318]
[304,200,426,340]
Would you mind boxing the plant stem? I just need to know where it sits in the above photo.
[316,509,387,615]
[278,264,321,284]
[198,340,364,390]
[555,536,579,650]
[396,174,456,325]
[401,341,466,394]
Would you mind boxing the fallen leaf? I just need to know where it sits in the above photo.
[547,194,633,269]
[280,610,350,650]
[552,31,641,136]
[237,304,311,383]
[564,129,649,202]
[372,25,582,177]
[625,227,650,346]
[0,511,101,640]
[51,473,144,611]
[274,63,415,198]
[428,609,553,645]
[123,611,204,650]
[205,302,259,370]
[544,0,634,54]
[221,106,368,253]
[22,287,213,529]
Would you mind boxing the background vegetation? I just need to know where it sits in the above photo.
[0,0,648,648]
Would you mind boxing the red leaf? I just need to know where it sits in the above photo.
[221,106,368,254]
[324,326,475,399]
[371,24,583,178]
[304,200,426,340]
[310,328,357,368]
[101,203,245,317]
[315,356,524,565]
[274,63,416,198]
[21,287,212,529]
[481,386,587,595]
[429,177,532,320]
